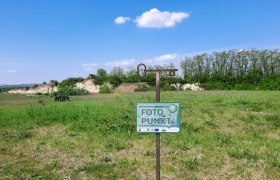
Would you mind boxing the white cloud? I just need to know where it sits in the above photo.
[72,72,83,77]
[135,8,189,28]
[82,63,97,72]
[105,59,135,66]
[82,63,97,67]
[155,53,177,61]
[144,59,153,63]
[6,70,16,73]
[115,16,130,24]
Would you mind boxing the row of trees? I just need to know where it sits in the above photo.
[180,49,280,89]
[82,49,280,90]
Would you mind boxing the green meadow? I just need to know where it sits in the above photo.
[0,91,280,179]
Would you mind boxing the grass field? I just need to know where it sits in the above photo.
[0,91,280,179]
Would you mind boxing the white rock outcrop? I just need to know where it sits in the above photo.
[8,84,58,94]
[75,80,100,93]
[171,83,203,91]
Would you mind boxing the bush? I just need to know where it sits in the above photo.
[161,84,177,91]
[53,87,90,102]
[58,77,84,89]
[99,84,113,94]
[203,82,256,90]
[66,88,90,96]
[260,75,280,90]
[95,76,108,85]
[134,83,150,92]
[233,83,256,90]
[61,87,90,96]
[53,89,70,102]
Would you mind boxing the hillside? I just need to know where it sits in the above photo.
[6,79,203,95]
[7,80,100,94]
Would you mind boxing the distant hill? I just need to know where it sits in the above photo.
[0,84,36,92]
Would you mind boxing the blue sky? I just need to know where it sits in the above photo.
[1,0,280,84]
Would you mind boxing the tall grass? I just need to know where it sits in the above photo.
[0,91,280,179]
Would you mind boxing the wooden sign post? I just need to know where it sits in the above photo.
[137,63,179,180]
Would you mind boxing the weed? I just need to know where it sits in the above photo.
[265,114,280,128]
[104,139,132,151]
[228,148,258,160]
[215,134,232,147]
[271,156,280,168]
[177,140,191,150]
[182,156,199,170]
[235,164,245,175]
[0,130,33,141]
[235,99,249,106]
[37,99,45,105]
[144,150,154,156]
[51,160,62,169]
[245,127,263,138]
[181,122,200,134]
[1,163,56,179]
[201,108,215,118]
[267,153,280,168]
[100,156,112,163]
[78,162,117,179]
[204,120,219,128]
[241,114,258,123]
[117,158,129,168]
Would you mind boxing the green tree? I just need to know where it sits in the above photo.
[50,80,59,87]
[125,68,139,83]
[109,67,126,87]
[58,77,84,89]
[95,68,108,85]
[97,68,107,77]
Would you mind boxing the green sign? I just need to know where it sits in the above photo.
[136,102,180,133]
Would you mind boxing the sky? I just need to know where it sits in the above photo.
[1,0,280,84]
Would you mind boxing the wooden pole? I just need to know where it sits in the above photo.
[155,71,160,180]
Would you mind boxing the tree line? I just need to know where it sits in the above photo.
[180,49,280,90]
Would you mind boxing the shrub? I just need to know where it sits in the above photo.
[99,84,113,94]
[66,88,90,96]
[260,75,280,90]
[53,89,70,102]
[234,83,256,90]
[53,87,89,102]
[161,84,177,91]
[134,83,150,92]
[182,157,199,170]
[58,77,84,89]
[95,76,108,85]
